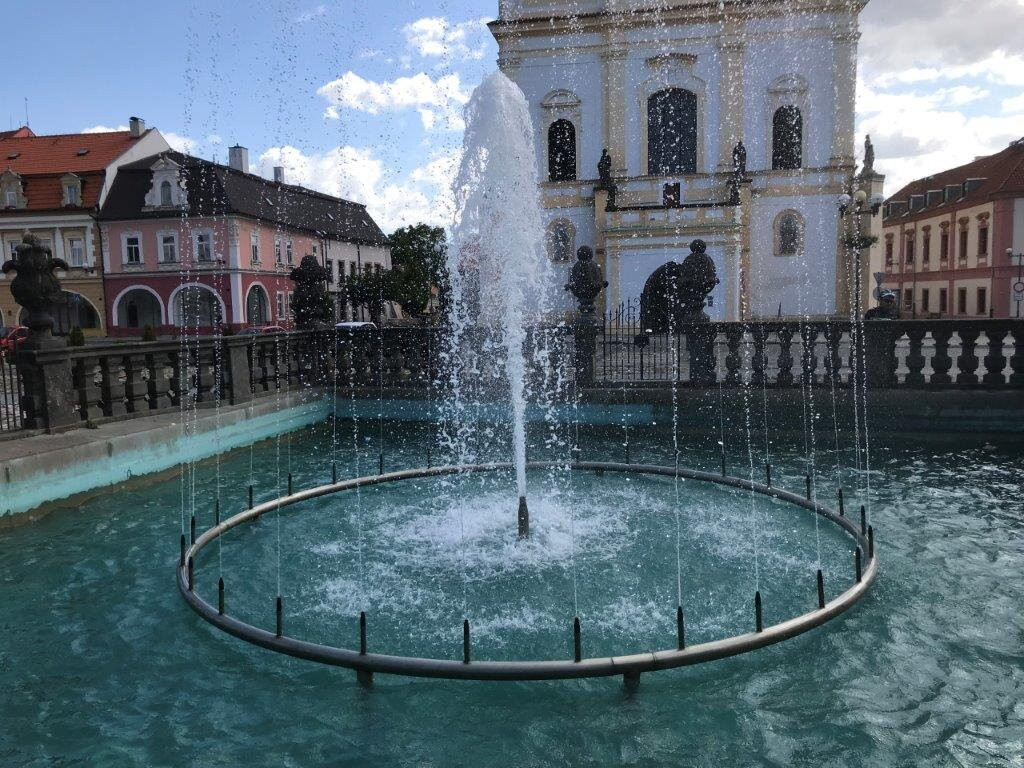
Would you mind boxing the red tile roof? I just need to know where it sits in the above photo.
[0,130,144,175]
[0,126,34,139]
[884,138,1024,223]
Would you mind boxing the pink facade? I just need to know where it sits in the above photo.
[102,216,322,335]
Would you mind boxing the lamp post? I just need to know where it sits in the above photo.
[838,188,885,323]
[1009,248,1024,319]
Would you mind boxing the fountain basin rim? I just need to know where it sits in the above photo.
[178,461,878,681]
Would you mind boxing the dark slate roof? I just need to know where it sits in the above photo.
[99,151,387,245]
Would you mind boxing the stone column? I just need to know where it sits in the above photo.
[601,45,629,176]
[716,33,746,172]
[831,28,860,168]
[16,339,77,432]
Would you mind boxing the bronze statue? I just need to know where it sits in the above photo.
[565,246,607,315]
[2,233,68,337]
[597,149,613,189]
[863,135,875,175]
[864,289,899,320]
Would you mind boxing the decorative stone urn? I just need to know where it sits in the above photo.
[1,233,69,345]
[566,245,608,385]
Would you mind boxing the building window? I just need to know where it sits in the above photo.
[905,235,915,264]
[325,259,334,283]
[957,287,967,314]
[776,211,804,256]
[921,288,930,313]
[65,183,80,206]
[160,181,173,206]
[251,234,260,264]
[771,106,803,170]
[66,238,85,267]
[349,261,357,278]
[195,232,212,262]
[4,189,16,208]
[977,287,987,315]
[275,239,282,265]
[286,240,293,264]
[885,238,894,267]
[939,288,948,314]
[903,288,913,311]
[125,235,142,264]
[276,291,286,320]
[547,119,577,182]
[160,234,178,263]
[959,225,969,261]
[978,223,989,257]
[922,230,931,264]
[940,231,949,260]
[647,88,698,176]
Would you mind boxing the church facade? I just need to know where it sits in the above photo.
[489,0,873,321]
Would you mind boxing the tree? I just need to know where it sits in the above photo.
[289,255,334,329]
[341,269,390,325]
[386,224,448,318]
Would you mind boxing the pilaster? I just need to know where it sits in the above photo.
[601,45,629,176]
[716,31,746,172]
[830,27,860,168]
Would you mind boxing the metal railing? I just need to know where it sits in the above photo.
[0,351,24,432]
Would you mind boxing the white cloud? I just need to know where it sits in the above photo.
[256,145,458,232]
[81,123,197,154]
[402,17,490,63]
[82,124,129,133]
[294,4,326,23]
[317,71,469,131]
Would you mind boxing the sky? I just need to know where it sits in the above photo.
[3,0,1023,234]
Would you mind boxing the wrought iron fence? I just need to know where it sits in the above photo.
[0,351,24,431]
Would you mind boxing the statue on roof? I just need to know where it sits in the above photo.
[732,140,747,178]
[863,135,876,175]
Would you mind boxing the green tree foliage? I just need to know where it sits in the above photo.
[67,326,85,346]
[289,255,334,329]
[341,269,390,325]
[385,224,448,318]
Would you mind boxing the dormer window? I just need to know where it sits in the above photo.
[160,181,173,206]
[61,174,82,207]
[145,156,184,209]
[4,189,16,208]
[1,169,25,209]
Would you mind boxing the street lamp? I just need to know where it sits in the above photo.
[838,188,884,324]
[1009,248,1024,319]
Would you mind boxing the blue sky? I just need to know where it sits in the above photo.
[4,0,1023,232]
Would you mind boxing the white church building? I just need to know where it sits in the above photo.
[489,0,874,321]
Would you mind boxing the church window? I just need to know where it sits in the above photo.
[547,120,577,182]
[772,106,803,170]
[776,211,804,256]
[648,88,698,175]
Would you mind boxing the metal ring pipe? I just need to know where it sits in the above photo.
[178,461,878,681]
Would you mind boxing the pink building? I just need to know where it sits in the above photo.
[99,148,390,335]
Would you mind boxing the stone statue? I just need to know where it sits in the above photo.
[863,135,875,175]
[864,289,900,321]
[640,239,720,331]
[597,149,613,189]
[1,233,68,339]
[732,140,747,177]
[565,246,607,315]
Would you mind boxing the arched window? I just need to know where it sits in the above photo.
[32,291,101,334]
[160,180,173,206]
[116,288,163,329]
[246,285,270,325]
[546,220,575,262]
[173,285,222,327]
[772,106,803,170]
[648,88,698,176]
[776,211,804,256]
[547,120,577,182]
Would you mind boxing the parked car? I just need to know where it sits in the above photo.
[0,326,28,354]
[334,321,377,333]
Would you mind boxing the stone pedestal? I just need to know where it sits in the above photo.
[573,312,600,386]
[225,338,255,406]
[15,335,77,432]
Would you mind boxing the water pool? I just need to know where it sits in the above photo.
[1,419,1022,766]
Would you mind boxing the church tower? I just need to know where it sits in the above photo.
[489,0,869,320]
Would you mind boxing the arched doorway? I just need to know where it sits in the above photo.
[115,288,163,329]
[172,285,223,328]
[648,88,698,175]
[21,291,101,335]
[246,284,270,326]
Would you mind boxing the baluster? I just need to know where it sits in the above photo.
[147,350,174,410]
[724,326,743,385]
[195,345,215,403]
[775,327,795,386]
[929,327,953,386]
[1009,326,1024,386]
[750,325,767,387]
[824,325,842,386]
[99,354,127,419]
[72,355,101,422]
[904,327,927,386]
[956,327,981,385]
[982,327,1008,385]
[122,353,148,413]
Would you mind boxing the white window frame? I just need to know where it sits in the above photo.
[251,232,260,264]
[65,183,80,206]
[67,237,86,267]
[159,232,179,264]
[194,230,214,263]
[122,232,143,265]
[4,189,16,208]
[276,290,286,320]
[286,239,293,264]
[275,239,283,265]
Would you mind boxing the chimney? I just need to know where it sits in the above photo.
[273,166,285,184]
[228,145,250,174]
[129,116,146,138]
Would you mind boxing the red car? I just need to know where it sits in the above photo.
[0,326,27,354]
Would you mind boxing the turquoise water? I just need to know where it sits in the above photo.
[1,417,1022,766]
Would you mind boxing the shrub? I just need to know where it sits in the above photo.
[67,327,85,347]
[142,324,157,342]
